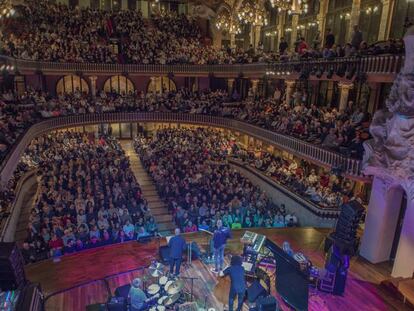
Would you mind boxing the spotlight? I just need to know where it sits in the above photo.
[327,67,334,79]
[336,64,346,77]
[345,66,356,80]
[316,68,323,78]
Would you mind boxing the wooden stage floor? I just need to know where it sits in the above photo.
[24,228,411,311]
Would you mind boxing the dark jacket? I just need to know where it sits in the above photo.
[213,228,231,249]
[168,235,187,259]
[224,265,246,293]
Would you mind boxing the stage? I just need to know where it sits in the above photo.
[24,228,411,310]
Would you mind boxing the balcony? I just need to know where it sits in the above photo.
[0,54,404,79]
[0,112,363,188]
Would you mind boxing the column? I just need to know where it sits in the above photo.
[392,198,414,277]
[212,30,223,49]
[89,76,98,97]
[251,79,260,96]
[227,78,235,95]
[347,0,361,42]
[338,82,353,112]
[14,75,25,96]
[317,0,329,42]
[367,82,380,113]
[276,12,285,50]
[377,0,395,41]
[253,25,261,50]
[285,80,296,105]
[360,177,403,263]
[290,14,299,51]
[122,0,128,10]
[230,33,236,49]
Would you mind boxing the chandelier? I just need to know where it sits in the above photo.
[216,10,242,34]
[269,0,292,11]
[238,0,268,26]
[0,0,15,19]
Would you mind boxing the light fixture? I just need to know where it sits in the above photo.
[216,10,242,34]
[0,0,15,19]
[238,0,268,26]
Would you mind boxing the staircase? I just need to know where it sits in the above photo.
[120,141,175,236]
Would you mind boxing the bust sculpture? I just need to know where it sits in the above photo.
[363,26,414,184]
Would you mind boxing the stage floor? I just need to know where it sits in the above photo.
[24,228,411,311]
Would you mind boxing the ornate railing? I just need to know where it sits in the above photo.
[0,54,404,76]
[0,112,362,188]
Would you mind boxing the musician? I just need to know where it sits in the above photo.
[219,255,246,311]
[168,228,187,276]
[129,278,147,311]
[212,219,231,273]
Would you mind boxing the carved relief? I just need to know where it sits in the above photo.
[363,26,414,192]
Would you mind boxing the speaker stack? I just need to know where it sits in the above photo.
[0,242,27,290]
[327,200,365,256]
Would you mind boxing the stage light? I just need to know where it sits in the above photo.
[327,67,334,79]
[316,68,323,78]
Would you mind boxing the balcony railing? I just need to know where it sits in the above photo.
[0,112,362,188]
[0,54,404,76]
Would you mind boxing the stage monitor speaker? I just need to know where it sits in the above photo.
[256,295,278,311]
[159,245,170,264]
[114,284,131,299]
[247,280,267,303]
[106,296,127,311]
[86,303,107,311]
[0,242,27,290]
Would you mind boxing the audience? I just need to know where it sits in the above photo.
[135,128,299,234]
[20,131,156,263]
[0,1,403,65]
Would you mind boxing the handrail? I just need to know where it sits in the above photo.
[0,113,362,190]
[0,54,404,75]
[229,158,341,217]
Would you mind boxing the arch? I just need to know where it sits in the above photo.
[147,76,177,94]
[103,75,135,94]
[56,75,89,95]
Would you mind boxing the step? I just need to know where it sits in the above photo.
[149,203,167,209]
[158,222,176,232]
[146,196,163,203]
[151,209,169,216]
[154,214,173,223]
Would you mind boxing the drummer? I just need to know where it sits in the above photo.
[129,278,147,311]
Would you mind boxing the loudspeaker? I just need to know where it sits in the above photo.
[188,242,201,260]
[247,280,267,303]
[106,296,127,311]
[256,295,278,311]
[0,242,27,290]
[114,284,131,299]
[159,245,170,264]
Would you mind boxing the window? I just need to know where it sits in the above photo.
[56,75,89,95]
[390,0,414,39]
[103,75,135,94]
[147,76,177,93]
[359,1,382,44]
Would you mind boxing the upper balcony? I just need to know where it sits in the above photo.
[0,54,404,82]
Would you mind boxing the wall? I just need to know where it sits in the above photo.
[1,171,38,242]
[231,162,337,228]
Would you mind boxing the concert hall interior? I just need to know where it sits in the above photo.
[0,0,414,310]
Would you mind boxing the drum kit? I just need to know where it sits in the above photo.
[146,261,186,310]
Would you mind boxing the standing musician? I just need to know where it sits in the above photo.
[168,228,187,276]
[128,278,147,311]
[219,255,246,311]
[212,220,231,273]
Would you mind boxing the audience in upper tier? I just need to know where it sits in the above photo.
[20,132,156,264]
[0,89,370,163]
[0,1,404,65]
[135,128,296,232]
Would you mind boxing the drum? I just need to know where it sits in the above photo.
[159,276,168,286]
[148,284,160,295]
[156,306,166,311]
[164,280,173,292]
[157,296,168,305]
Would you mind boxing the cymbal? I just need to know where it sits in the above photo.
[167,280,184,295]
[163,293,181,306]
[149,262,165,277]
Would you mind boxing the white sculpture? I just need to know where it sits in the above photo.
[363,26,414,184]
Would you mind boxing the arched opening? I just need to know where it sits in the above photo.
[103,75,135,94]
[147,76,177,94]
[56,75,89,95]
